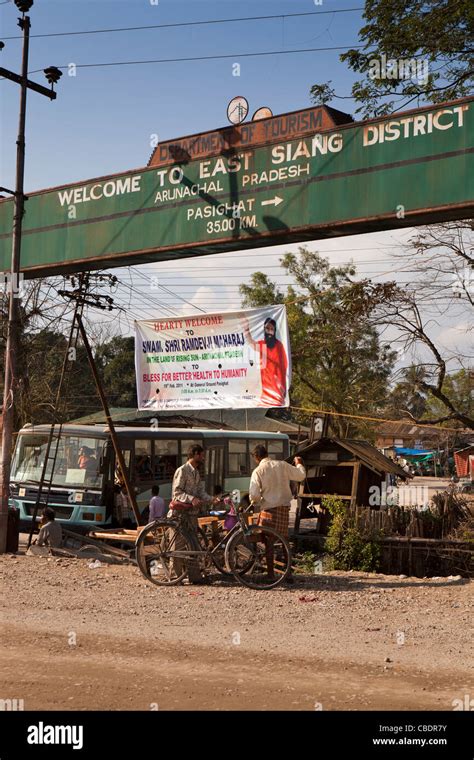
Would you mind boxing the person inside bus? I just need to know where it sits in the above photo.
[154,444,178,480]
[78,446,97,472]
[135,452,153,480]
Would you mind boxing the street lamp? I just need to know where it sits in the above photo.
[44,66,63,84]
[14,0,34,12]
[44,66,63,89]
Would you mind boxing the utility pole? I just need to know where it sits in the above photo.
[75,314,141,525]
[58,275,141,525]
[0,0,62,554]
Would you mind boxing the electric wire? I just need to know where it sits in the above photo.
[2,7,365,40]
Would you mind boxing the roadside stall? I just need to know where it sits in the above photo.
[292,437,411,537]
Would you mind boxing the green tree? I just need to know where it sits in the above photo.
[0,326,98,427]
[384,365,430,419]
[310,0,473,118]
[24,330,99,423]
[423,368,474,423]
[1,280,100,427]
[240,247,396,438]
[385,367,474,426]
[95,336,137,409]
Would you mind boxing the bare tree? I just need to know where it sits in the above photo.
[347,219,473,429]
[401,221,474,306]
[1,277,86,426]
[373,290,472,428]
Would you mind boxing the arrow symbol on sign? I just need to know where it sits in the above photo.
[261,196,284,207]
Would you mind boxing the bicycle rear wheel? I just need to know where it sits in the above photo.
[211,542,230,575]
[213,527,257,576]
[225,525,291,589]
[208,522,234,576]
[135,520,192,586]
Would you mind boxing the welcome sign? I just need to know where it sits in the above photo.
[0,98,472,278]
[134,305,291,410]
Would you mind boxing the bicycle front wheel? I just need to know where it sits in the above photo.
[135,519,192,586]
[225,525,291,589]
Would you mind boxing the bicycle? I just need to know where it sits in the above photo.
[135,501,291,589]
[195,494,236,576]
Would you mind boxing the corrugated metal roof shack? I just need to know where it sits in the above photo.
[292,437,412,536]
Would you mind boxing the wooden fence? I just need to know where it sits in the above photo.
[293,495,473,577]
[351,493,470,539]
[380,537,473,578]
[351,501,473,576]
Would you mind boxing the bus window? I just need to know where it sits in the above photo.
[228,439,248,475]
[268,440,285,460]
[153,439,178,481]
[10,434,50,483]
[134,440,153,481]
[11,433,104,488]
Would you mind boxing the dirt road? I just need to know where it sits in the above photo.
[1,552,472,711]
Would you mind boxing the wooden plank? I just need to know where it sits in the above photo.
[301,493,353,500]
[61,528,131,557]
[89,531,137,542]
[350,462,360,507]
[91,516,219,540]
[244,515,259,525]
[90,514,259,546]
[382,537,473,546]
[293,496,303,551]
[197,516,219,527]
[308,461,355,467]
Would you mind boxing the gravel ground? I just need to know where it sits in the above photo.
[1,551,472,711]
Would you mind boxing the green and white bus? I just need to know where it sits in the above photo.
[10,424,290,532]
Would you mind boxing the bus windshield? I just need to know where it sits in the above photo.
[11,432,105,489]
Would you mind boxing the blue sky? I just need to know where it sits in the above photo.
[1,0,364,190]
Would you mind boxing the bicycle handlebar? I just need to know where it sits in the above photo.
[239,503,256,514]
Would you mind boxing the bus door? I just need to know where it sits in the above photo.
[112,441,133,486]
[206,443,225,497]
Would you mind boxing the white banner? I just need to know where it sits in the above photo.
[135,305,291,410]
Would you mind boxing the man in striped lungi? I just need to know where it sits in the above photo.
[249,445,305,583]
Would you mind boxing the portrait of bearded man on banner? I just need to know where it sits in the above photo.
[242,315,289,407]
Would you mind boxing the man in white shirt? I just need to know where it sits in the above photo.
[249,444,305,582]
